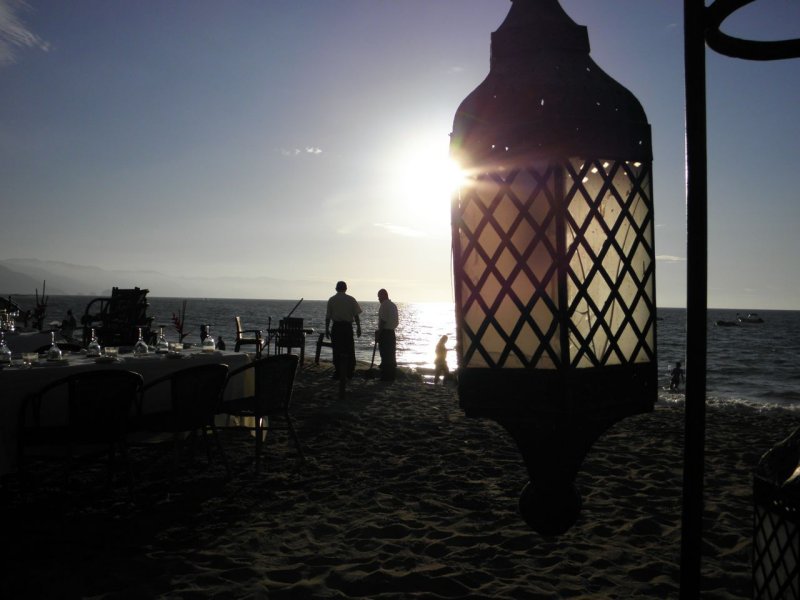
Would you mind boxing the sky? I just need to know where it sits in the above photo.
[1,0,799,308]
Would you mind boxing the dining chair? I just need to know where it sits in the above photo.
[17,369,144,491]
[314,332,333,365]
[138,363,231,482]
[273,317,306,365]
[220,354,302,471]
[234,316,264,357]
[81,286,153,347]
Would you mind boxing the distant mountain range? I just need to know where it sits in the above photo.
[0,258,330,300]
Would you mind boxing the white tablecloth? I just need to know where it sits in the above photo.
[3,331,68,353]
[0,349,253,477]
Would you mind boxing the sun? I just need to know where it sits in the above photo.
[388,135,467,229]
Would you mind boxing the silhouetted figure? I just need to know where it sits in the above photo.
[61,309,77,338]
[376,288,398,381]
[217,336,226,351]
[670,361,684,392]
[325,281,362,380]
[434,335,450,383]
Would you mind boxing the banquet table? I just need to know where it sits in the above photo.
[3,330,68,353]
[0,348,253,477]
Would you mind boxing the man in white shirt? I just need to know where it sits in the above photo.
[376,288,398,381]
[325,281,362,379]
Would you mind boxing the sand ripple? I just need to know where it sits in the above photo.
[3,362,798,598]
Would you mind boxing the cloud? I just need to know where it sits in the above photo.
[279,146,323,157]
[656,255,686,262]
[0,0,49,65]
[373,222,425,238]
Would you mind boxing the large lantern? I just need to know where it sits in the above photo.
[450,0,657,534]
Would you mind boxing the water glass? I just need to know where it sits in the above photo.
[156,326,169,354]
[134,327,149,356]
[202,325,216,352]
[87,328,102,357]
[47,331,62,361]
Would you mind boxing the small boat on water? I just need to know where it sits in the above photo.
[715,319,738,327]
[737,313,764,324]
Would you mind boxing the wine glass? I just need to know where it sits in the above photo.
[87,328,102,357]
[47,331,63,361]
[134,327,149,356]
[156,325,169,354]
[202,325,216,352]
[0,332,11,364]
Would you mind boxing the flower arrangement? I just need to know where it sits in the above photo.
[172,300,188,342]
[32,280,49,331]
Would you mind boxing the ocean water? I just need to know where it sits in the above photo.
[12,295,800,412]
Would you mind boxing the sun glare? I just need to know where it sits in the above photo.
[389,137,467,229]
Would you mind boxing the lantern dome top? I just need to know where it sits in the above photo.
[451,0,651,166]
[492,0,589,60]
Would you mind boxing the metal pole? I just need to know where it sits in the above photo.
[680,1,708,597]
[286,298,304,319]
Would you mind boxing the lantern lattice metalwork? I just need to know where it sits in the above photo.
[450,0,656,534]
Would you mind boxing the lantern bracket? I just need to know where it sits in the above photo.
[705,0,800,60]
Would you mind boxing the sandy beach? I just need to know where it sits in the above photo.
[2,360,799,599]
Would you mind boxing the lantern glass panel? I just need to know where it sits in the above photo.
[456,163,561,370]
[454,155,654,372]
[564,157,655,368]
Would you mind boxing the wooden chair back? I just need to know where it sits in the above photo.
[274,318,306,363]
[18,369,144,489]
[220,354,302,469]
[234,316,264,356]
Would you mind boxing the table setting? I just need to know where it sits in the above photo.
[0,336,254,477]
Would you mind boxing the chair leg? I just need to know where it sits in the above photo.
[209,426,231,480]
[254,417,264,472]
[64,445,74,488]
[170,433,181,491]
[201,427,213,465]
[199,425,228,478]
[117,441,136,496]
[107,443,117,487]
[286,414,304,461]
[106,442,132,490]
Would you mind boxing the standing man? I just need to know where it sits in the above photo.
[325,281,362,380]
[376,288,398,381]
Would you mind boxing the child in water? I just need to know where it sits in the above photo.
[434,335,449,384]
[670,361,685,392]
